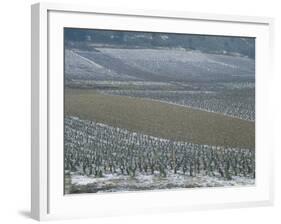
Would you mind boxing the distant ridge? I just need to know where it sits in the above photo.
[64,28,255,59]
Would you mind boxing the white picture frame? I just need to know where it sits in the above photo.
[31,2,274,221]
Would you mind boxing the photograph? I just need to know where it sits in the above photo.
[63,28,255,194]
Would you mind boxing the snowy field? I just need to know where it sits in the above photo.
[97,48,255,81]
[69,172,254,194]
[65,47,255,121]
[64,43,255,193]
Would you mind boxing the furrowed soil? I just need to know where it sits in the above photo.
[65,88,255,149]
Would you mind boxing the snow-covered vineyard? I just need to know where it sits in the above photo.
[64,116,255,193]
[65,48,255,121]
[98,87,255,121]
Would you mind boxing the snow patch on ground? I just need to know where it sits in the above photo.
[70,172,254,193]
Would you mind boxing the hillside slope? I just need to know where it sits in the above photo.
[65,88,255,149]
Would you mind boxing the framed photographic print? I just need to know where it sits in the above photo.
[31,2,274,221]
